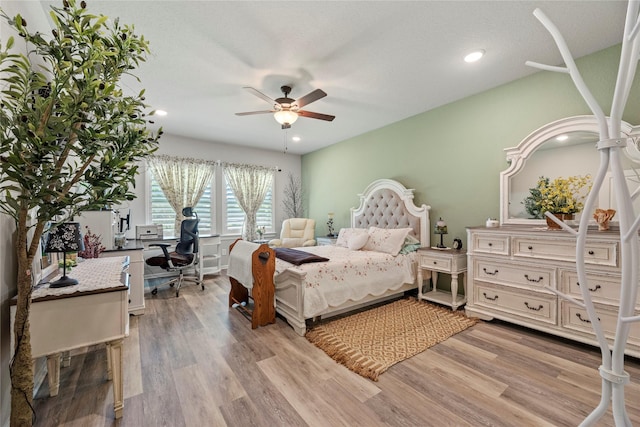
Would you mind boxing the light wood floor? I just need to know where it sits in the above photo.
[33,273,640,426]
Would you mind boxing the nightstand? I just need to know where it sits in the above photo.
[316,236,338,246]
[416,247,467,310]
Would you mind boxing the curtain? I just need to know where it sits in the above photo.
[147,155,216,235]
[223,162,273,241]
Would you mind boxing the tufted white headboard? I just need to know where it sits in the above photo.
[350,179,431,247]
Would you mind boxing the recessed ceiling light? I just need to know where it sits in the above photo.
[557,135,569,142]
[292,136,301,142]
[155,109,168,116]
[464,50,485,63]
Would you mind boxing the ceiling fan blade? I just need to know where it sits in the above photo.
[235,110,275,116]
[243,87,277,105]
[297,110,335,121]
[294,89,327,108]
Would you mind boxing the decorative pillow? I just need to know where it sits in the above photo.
[399,234,422,254]
[335,228,368,248]
[363,227,412,256]
[347,232,369,251]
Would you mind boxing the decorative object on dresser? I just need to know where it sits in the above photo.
[522,175,591,223]
[44,223,84,288]
[417,247,467,310]
[433,217,448,248]
[593,208,616,231]
[306,297,477,381]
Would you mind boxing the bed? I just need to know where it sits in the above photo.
[274,178,431,335]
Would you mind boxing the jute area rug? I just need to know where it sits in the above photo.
[305,297,478,381]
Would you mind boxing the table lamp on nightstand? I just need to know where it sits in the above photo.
[45,222,85,288]
[434,217,448,249]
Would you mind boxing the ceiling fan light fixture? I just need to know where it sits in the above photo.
[274,109,298,125]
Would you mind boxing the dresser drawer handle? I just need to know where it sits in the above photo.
[488,242,493,247]
[524,274,543,283]
[483,268,498,276]
[524,302,543,311]
[588,250,595,255]
[527,245,533,250]
[576,282,602,292]
[576,313,600,323]
[482,292,499,301]
[433,261,438,265]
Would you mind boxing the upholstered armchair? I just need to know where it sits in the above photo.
[269,218,316,248]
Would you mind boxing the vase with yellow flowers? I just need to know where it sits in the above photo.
[522,175,592,229]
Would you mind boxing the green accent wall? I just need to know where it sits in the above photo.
[302,45,640,244]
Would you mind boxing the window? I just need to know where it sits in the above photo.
[224,178,273,234]
[150,175,215,237]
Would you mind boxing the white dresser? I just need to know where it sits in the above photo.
[466,225,640,357]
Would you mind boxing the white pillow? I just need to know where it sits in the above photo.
[363,227,412,256]
[347,232,369,250]
[335,228,368,248]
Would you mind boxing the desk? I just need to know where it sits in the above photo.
[416,248,467,310]
[11,257,130,418]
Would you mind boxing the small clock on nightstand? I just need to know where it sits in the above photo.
[316,236,338,246]
[452,238,463,250]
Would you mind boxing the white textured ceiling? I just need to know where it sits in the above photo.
[3,1,628,154]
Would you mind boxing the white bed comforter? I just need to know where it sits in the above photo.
[274,245,416,318]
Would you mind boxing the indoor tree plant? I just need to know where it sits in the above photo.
[0,1,159,424]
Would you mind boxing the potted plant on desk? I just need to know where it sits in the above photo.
[0,1,159,424]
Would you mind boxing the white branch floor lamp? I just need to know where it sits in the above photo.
[527,2,640,425]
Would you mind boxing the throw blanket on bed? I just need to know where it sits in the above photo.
[275,248,329,265]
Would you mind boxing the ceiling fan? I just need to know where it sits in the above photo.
[235,85,335,129]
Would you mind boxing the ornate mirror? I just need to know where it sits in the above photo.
[500,115,639,225]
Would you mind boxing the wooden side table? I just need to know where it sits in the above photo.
[416,248,467,310]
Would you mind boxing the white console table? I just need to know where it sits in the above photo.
[11,257,130,419]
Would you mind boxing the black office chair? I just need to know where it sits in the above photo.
[146,207,202,297]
